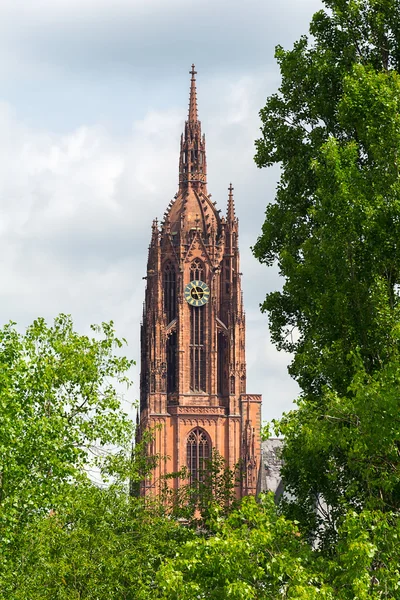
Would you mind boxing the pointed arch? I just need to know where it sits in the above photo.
[186,427,211,485]
[217,331,227,395]
[163,261,177,324]
[189,259,207,392]
[166,331,177,394]
[190,304,206,392]
[163,261,177,395]
[190,258,204,282]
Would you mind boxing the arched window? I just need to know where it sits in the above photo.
[217,332,227,395]
[190,259,206,391]
[190,258,204,282]
[166,331,177,394]
[163,262,176,324]
[186,428,210,485]
[190,305,206,391]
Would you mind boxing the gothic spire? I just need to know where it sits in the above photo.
[188,64,198,123]
[227,183,236,223]
[165,65,221,238]
[178,65,207,192]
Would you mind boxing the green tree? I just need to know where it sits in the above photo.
[4,482,194,600]
[0,314,134,548]
[253,0,400,533]
[157,495,400,599]
[254,0,400,397]
[157,495,325,600]
[277,355,400,540]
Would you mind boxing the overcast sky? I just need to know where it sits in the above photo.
[0,0,323,423]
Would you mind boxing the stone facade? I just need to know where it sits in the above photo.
[136,66,262,498]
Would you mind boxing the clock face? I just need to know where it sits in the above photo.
[184,280,210,307]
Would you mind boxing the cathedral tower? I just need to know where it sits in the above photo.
[137,66,261,497]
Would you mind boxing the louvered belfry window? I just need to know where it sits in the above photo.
[189,259,206,391]
[186,428,210,484]
[166,331,177,394]
[164,262,177,394]
[163,262,176,324]
[217,332,227,395]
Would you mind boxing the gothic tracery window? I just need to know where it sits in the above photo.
[163,261,177,324]
[190,259,206,391]
[166,331,177,394]
[186,428,210,485]
[217,332,227,395]
[190,305,206,391]
[190,258,204,282]
[164,262,177,394]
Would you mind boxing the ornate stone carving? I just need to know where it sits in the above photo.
[170,406,226,415]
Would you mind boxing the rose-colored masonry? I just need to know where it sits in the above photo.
[137,66,262,498]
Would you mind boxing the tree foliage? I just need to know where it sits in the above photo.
[277,355,400,541]
[4,483,194,600]
[254,0,400,397]
[253,0,400,530]
[157,495,400,599]
[0,314,134,550]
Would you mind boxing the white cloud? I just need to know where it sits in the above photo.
[0,102,176,324]
[0,0,323,421]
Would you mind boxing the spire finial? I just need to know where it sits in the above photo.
[188,64,198,122]
[227,183,236,222]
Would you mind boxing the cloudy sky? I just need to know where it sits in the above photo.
[0,0,323,422]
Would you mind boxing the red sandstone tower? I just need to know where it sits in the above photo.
[137,66,261,497]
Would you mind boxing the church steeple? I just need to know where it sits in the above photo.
[188,64,198,123]
[137,66,262,500]
[179,64,207,192]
